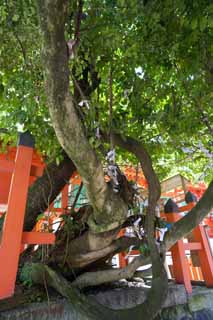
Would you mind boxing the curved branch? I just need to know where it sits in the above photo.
[31,260,163,320]
[102,132,168,319]
[103,135,213,261]
[72,255,151,289]
[66,236,141,268]
[102,132,160,200]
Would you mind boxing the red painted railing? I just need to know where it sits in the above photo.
[0,133,55,300]
[118,201,213,294]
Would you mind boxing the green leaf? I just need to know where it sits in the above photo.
[191,18,198,30]
[12,14,20,22]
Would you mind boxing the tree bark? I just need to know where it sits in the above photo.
[105,132,168,320]
[71,255,151,289]
[50,234,141,268]
[31,262,166,320]
[76,180,213,288]
[37,0,128,233]
[24,154,76,231]
[31,263,113,320]
[36,1,167,318]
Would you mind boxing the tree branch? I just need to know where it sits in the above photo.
[74,0,83,42]
[32,261,165,320]
[66,236,141,268]
[72,255,150,289]
[13,31,27,65]
[31,263,112,320]
[102,131,168,319]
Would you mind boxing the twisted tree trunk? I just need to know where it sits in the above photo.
[30,1,213,319]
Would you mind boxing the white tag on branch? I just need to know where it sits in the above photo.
[133,217,142,227]
[107,164,119,185]
[106,149,120,192]
[106,149,116,163]
[96,127,101,139]
[78,100,90,109]
[181,147,194,154]
[67,39,77,59]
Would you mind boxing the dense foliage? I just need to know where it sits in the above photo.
[0,0,212,181]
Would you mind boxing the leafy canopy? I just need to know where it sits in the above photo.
[0,0,212,181]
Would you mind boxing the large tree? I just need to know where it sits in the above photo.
[0,0,213,319]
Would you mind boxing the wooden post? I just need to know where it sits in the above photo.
[118,252,128,268]
[193,225,213,287]
[166,212,192,294]
[0,132,34,299]
[61,184,69,212]
[118,229,128,268]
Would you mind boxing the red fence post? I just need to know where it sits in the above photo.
[193,225,213,287]
[0,132,34,299]
[166,212,192,294]
[61,184,69,212]
[118,229,128,268]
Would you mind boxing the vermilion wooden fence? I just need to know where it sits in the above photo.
[118,201,213,294]
[0,132,55,300]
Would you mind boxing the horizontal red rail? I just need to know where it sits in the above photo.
[184,242,202,251]
[22,232,55,245]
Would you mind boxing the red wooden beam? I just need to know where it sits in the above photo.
[22,232,55,245]
[178,202,195,213]
[184,243,202,251]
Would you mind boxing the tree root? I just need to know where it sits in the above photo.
[30,262,112,320]
[31,262,167,320]
[71,255,151,289]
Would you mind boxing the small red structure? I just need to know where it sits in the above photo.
[118,200,213,294]
[117,174,213,294]
[166,202,213,294]
[161,175,213,238]
[0,133,55,300]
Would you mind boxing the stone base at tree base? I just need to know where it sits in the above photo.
[0,284,213,320]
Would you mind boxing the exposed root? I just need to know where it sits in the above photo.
[72,255,151,289]
[51,235,141,268]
